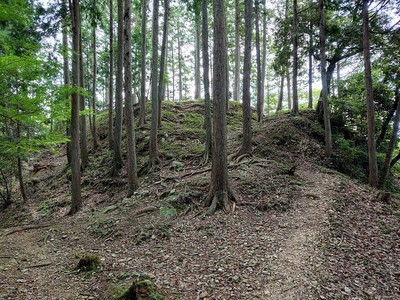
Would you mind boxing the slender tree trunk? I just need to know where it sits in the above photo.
[319,0,332,158]
[206,0,235,215]
[292,0,299,114]
[255,0,263,122]
[177,19,183,101]
[362,0,378,186]
[261,0,267,118]
[124,0,138,196]
[139,0,147,127]
[92,25,98,151]
[78,13,88,170]
[108,0,114,149]
[16,123,26,202]
[233,0,240,102]
[171,39,175,101]
[69,0,82,214]
[149,0,159,167]
[194,5,201,99]
[277,75,284,112]
[240,0,253,155]
[202,0,212,162]
[157,0,169,127]
[308,20,313,108]
[377,96,399,147]
[336,62,341,97]
[380,88,400,187]
[113,0,124,173]
[287,72,291,109]
[62,0,71,164]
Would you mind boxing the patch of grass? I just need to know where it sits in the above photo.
[73,252,102,273]
[38,200,52,215]
[111,274,164,300]
[136,223,172,245]
[89,217,114,237]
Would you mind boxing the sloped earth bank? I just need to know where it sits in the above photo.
[1,162,340,300]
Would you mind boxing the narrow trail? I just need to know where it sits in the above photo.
[262,165,337,299]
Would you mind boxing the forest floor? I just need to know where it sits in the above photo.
[1,102,399,300]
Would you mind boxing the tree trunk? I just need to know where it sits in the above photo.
[92,25,98,151]
[202,0,212,162]
[377,95,399,147]
[124,0,138,196]
[171,39,175,101]
[157,0,169,127]
[362,0,378,186]
[292,0,299,114]
[286,71,291,110]
[113,0,124,174]
[336,62,341,97]
[233,0,240,102]
[261,0,267,118]
[62,0,71,164]
[69,0,82,215]
[206,0,235,215]
[108,0,114,149]
[308,19,313,109]
[194,5,201,100]
[380,87,400,187]
[255,0,263,122]
[319,0,332,158]
[177,19,183,101]
[239,0,253,155]
[78,11,88,170]
[16,123,26,202]
[139,0,147,127]
[149,0,159,168]
[277,75,284,112]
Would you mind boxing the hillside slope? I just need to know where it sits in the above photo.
[1,101,399,299]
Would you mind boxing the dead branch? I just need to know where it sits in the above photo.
[4,224,53,236]
[134,206,158,216]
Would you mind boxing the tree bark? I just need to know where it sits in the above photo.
[177,19,183,101]
[308,18,313,109]
[292,0,299,114]
[91,24,98,151]
[377,95,399,147]
[277,75,284,112]
[194,4,201,99]
[362,0,378,187]
[202,0,212,162]
[319,0,332,158]
[157,0,169,127]
[108,0,114,149]
[149,0,159,167]
[69,0,82,214]
[139,0,147,127]
[113,0,124,173]
[380,87,400,187]
[286,71,291,109]
[255,0,263,122]
[233,0,240,102]
[261,0,267,117]
[124,0,138,196]
[239,0,253,155]
[206,0,235,215]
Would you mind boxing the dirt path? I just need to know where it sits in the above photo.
[0,164,338,300]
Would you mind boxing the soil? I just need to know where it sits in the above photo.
[1,105,399,300]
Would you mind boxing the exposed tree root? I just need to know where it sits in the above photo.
[138,157,161,176]
[205,186,238,216]
[133,206,158,217]
[4,224,53,236]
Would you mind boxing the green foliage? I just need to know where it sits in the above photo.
[73,252,102,273]
[159,205,177,218]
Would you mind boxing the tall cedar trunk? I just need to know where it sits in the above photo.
[171,39,175,100]
[139,0,147,127]
[317,58,337,121]
[16,124,26,202]
[157,0,169,127]
[255,0,263,122]
[308,18,313,108]
[319,0,332,157]
[206,0,234,215]
[69,0,82,214]
[362,0,378,186]
[292,0,299,114]
[149,0,159,167]
[377,96,399,147]
[194,5,201,99]
[177,20,183,101]
[108,0,114,148]
[92,25,98,151]
[78,11,88,170]
[124,0,138,196]
[261,0,267,117]
[202,0,212,161]
[62,0,71,164]
[277,75,284,111]
[113,0,124,173]
[336,62,340,97]
[286,71,291,109]
[233,0,240,102]
[240,0,253,155]
[380,88,400,187]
